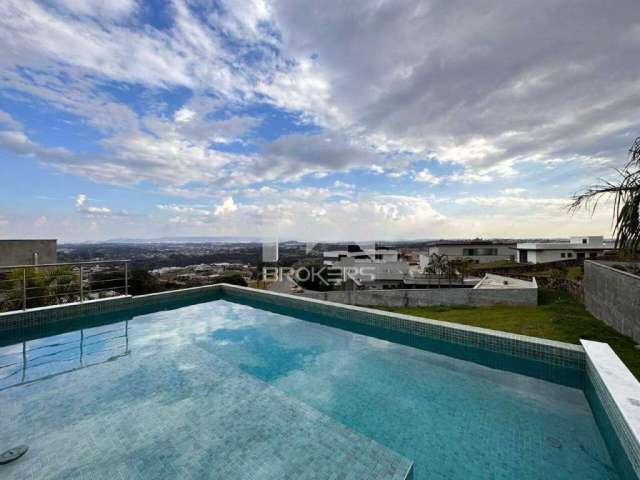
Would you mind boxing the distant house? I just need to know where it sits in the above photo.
[514,236,613,264]
[331,256,410,289]
[419,241,515,269]
[0,239,57,267]
[323,244,398,266]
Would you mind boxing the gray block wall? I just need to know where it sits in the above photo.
[299,287,538,307]
[584,260,640,342]
[0,239,57,267]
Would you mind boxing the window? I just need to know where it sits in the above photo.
[519,250,528,263]
[567,252,573,258]
[589,252,597,258]
[560,253,566,258]
[582,239,587,244]
[463,248,498,256]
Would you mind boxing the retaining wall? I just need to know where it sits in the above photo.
[583,260,640,342]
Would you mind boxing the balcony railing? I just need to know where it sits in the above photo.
[0,260,129,313]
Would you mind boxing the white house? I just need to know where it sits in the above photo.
[514,236,613,264]
[419,241,515,270]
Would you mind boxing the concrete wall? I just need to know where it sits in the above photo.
[584,260,640,342]
[0,239,57,267]
[299,287,537,307]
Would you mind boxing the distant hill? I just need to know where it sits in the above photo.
[103,236,267,244]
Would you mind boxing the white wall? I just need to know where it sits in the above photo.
[522,249,606,264]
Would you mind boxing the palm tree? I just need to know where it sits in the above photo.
[569,137,640,254]
[424,253,449,276]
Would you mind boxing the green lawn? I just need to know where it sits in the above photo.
[378,289,640,379]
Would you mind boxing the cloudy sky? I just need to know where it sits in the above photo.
[0,0,638,242]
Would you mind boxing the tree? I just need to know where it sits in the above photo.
[212,273,248,287]
[1,266,79,311]
[424,253,450,276]
[128,268,162,295]
[449,258,474,281]
[294,261,333,291]
[569,137,640,254]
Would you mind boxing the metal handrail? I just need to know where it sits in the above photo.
[0,259,129,270]
[0,260,129,312]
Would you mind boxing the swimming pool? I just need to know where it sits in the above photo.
[0,287,637,479]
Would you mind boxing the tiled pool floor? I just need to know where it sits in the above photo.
[0,298,624,479]
[1,340,411,479]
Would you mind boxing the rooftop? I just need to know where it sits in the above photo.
[474,273,537,289]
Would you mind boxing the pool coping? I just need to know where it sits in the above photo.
[219,284,585,370]
[582,340,640,478]
[1,283,585,367]
[3,283,639,479]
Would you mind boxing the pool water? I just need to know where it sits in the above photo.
[0,298,625,479]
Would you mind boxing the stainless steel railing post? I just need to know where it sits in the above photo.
[124,261,128,296]
[22,268,26,311]
[79,265,84,303]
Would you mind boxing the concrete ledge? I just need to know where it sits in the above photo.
[582,340,640,477]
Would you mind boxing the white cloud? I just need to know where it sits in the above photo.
[453,195,567,208]
[266,0,639,176]
[80,206,111,214]
[502,188,526,195]
[52,0,138,19]
[157,204,211,216]
[0,122,73,160]
[0,110,21,130]
[0,0,636,240]
[447,171,493,184]
[387,170,408,178]
[333,180,355,189]
[173,108,197,123]
[214,197,238,216]
[75,194,86,207]
[438,138,504,168]
[413,169,441,185]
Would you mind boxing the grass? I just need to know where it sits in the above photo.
[378,288,640,379]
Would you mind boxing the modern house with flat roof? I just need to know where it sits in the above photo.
[0,239,57,267]
[514,236,613,264]
[323,244,398,266]
[419,240,515,269]
[330,256,410,289]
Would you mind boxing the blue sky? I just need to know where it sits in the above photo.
[1,0,638,241]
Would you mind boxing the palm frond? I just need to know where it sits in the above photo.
[569,137,640,253]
